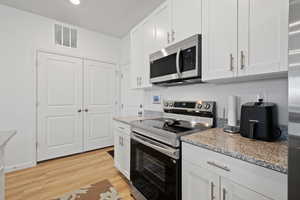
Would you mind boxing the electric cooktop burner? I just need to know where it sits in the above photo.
[134,117,212,134]
[131,100,216,147]
[144,118,194,133]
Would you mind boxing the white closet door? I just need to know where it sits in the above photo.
[83,60,115,151]
[37,52,83,161]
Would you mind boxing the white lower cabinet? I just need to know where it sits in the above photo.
[113,121,130,180]
[221,177,271,200]
[182,142,287,200]
[182,161,219,200]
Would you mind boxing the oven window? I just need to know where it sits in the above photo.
[131,138,180,200]
[142,152,166,182]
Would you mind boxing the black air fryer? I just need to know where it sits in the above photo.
[240,99,281,141]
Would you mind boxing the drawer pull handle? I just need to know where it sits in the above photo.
[210,182,215,200]
[223,188,226,200]
[229,54,234,71]
[207,161,231,172]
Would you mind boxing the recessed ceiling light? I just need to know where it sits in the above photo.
[70,0,80,5]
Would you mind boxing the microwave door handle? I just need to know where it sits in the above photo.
[176,48,182,78]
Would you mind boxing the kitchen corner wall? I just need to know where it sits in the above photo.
[143,78,288,125]
[0,5,120,171]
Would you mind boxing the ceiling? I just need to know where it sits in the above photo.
[0,0,165,38]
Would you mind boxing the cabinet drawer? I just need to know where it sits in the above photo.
[182,142,287,200]
[114,121,131,136]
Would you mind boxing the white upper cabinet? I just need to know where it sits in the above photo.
[130,1,170,89]
[130,0,288,85]
[142,17,156,88]
[171,0,202,43]
[238,0,289,76]
[130,27,144,89]
[202,0,289,82]
[153,2,171,50]
[202,0,238,81]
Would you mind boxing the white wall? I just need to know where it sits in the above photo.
[0,4,121,171]
[143,78,288,125]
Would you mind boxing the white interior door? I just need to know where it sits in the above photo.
[84,59,115,151]
[37,52,83,161]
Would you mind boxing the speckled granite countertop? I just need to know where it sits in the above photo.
[113,116,159,125]
[181,128,288,174]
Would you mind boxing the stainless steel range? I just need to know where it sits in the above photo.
[130,100,216,200]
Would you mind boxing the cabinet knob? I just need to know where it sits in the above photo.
[77,109,82,113]
[211,182,215,200]
[84,109,89,112]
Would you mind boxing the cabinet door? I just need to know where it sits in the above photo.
[122,134,131,180]
[238,0,289,76]
[202,0,238,81]
[130,27,143,89]
[113,127,122,171]
[153,2,172,50]
[171,0,202,43]
[182,160,220,200]
[221,177,271,200]
[141,17,155,88]
[120,64,143,116]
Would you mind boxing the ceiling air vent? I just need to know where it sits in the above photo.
[55,24,77,48]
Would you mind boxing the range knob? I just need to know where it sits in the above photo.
[164,102,169,107]
[204,104,211,110]
[197,104,202,109]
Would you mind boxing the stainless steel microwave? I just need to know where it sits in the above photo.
[150,34,202,86]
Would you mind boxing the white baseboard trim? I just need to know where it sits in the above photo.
[5,161,36,173]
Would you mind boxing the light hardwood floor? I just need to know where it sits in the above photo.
[5,147,133,200]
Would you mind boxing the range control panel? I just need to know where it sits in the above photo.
[163,100,215,113]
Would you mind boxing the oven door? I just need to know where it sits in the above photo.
[130,133,180,200]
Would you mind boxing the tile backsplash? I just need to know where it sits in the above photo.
[143,78,288,125]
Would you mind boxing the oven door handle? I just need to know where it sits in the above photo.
[132,134,179,160]
[176,48,182,78]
